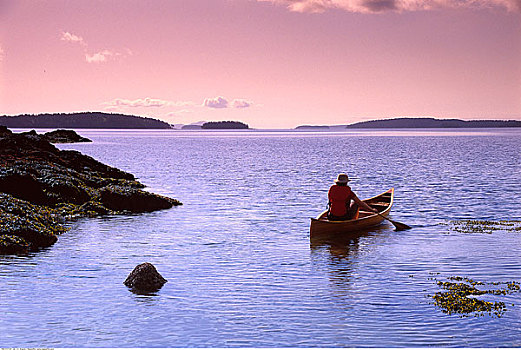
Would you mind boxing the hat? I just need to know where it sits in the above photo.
[334,173,350,184]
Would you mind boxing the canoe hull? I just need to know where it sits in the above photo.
[310,188,394,238]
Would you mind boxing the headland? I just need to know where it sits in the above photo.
[0,127,181,254]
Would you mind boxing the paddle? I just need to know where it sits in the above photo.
[375,212,411,231]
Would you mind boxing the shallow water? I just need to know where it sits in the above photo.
[1,128,521,347]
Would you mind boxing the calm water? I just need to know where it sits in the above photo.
[1,128,521,347]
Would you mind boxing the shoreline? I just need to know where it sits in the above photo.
[0,127,182,255]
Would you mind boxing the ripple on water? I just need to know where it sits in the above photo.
[2,130,521,347]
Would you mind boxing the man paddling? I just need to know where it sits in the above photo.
[327,173,378,221]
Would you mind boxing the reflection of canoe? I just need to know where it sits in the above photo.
[310,188,394,238]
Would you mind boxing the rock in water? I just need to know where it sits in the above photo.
[43,129,92,143]
[124,262,167,292]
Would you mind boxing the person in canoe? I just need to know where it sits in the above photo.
[327,173,378,221]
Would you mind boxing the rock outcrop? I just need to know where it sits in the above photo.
[43,129,92,143]
[124,262,167,292]
[0,128,181,254]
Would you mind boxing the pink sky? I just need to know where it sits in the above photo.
[1,0,520,128]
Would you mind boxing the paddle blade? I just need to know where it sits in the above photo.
[390,219,411,231]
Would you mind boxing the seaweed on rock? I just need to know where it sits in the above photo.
[445,220,521,234]
[429,276,520,318]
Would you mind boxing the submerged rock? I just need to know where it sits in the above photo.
[124,262,167,292]
[0,127,182,254]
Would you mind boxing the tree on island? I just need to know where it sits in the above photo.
[201,121,249,129]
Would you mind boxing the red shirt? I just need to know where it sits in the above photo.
[328,185,354,216]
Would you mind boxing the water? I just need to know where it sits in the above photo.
[1,128,521,347]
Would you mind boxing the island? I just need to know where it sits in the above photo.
[181,124,203,130]
[201,121,249,129]
[295,125,330,130]
[0,127,181,255]
[345,117,521,128]
[0,112,172,129]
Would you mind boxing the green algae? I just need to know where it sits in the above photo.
[429,276,520,318]
[445,220,521,234]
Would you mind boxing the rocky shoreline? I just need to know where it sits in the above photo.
[0,127,181,254]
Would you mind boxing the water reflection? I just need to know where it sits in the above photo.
[310,225,390,259]
[128,287,161,296]
[310,233,361,260]
[132,292,160,302]
[310,226,394,299]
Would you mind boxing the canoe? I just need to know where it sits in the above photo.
[310,188,394,237]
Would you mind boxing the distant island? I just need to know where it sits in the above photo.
[201,121,249,129]
[181,124,203,130]
[0,112,172,129]
[295,125,330,130]
[345,117,521,129]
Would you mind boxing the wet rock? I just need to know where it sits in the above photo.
[43,129,91,143]
[100,185,180,213]
[0,234,31,254]
[0,194,66,252]
[19,130,39,138]
[0,129,58,156]
[77,201,111,216]
[0,125,13,137]
[57,149,136,181]
[0,172,48,204]
[124,262,167,292]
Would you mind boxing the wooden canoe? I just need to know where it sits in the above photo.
[310,188,394,237]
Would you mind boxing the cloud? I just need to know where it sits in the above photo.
[203,97,254,109]
[85,50,119,63]
[104,98,196,108]
[61,31,86,45]
[232,99,253,108]
[109,97,169,108]
[258,0,520,13]
[203,96,229,108]
[61,31,129,64]
[0,45,4,62]
[104,96,254,114]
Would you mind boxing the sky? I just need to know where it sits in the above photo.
[0,0,520,128]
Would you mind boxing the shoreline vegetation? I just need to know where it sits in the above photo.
[0,126,181,255]
[0,112,250,130]
[182,121,249,130]
[201,121,249,129]
[296,117,521,129]
[0,112,172,129]
[2,113,520,131]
